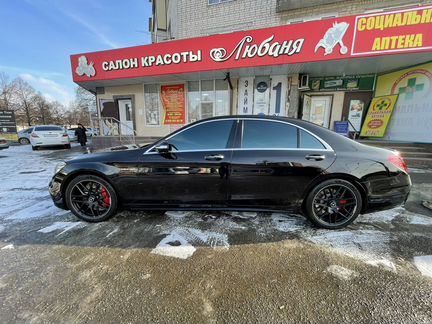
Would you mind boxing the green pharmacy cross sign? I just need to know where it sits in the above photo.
[376,99,389,111]
[398,77,425,100]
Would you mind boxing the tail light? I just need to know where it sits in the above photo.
[0,139,7,144]
[63,133,68,137]
[387,152,409,174]
[31,133,39,138]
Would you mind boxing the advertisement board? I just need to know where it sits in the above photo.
[360,95,398,137]
[375,61,432,143]
[161,84,185,125]
[0,110,18,141]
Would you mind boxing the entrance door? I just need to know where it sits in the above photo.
[342,91,373,133]
[118,99,134,135]
[309,96,332,128]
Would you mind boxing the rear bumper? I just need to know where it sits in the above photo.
[362,172,411,212]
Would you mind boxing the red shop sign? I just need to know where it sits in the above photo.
[71,5,432,83]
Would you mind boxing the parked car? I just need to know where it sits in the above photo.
[18,127,34,145]
[66,129,78,142]
[49,116,411,229]
[0,137,9,149]
[30,125,71,150]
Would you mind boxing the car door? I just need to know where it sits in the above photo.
[120,119,237,208]
[229,119,336,210]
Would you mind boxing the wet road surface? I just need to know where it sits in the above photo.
[1,144,432,323]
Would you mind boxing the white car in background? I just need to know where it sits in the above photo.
[30,125,71,150]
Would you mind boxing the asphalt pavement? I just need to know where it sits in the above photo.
[1,143,432,324]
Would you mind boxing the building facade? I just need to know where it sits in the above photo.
[72,1,432,143]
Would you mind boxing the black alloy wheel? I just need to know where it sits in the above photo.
[65,175,118,222]
[305,179,362,229]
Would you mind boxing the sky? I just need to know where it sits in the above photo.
[0,0,152,105]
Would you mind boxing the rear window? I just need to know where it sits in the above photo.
[35,126,63,131]
[299,130,326,149]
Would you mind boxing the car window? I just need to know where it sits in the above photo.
[35,126,63,131]
[242,120,297,149]
[167,120,234,151]
[24,128,33,133]
[299,130,325,149]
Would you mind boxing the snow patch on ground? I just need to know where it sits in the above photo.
[0,145,79,221]
[151,232,196,259]
[271,213,307,232]
[413,255,432,278]
[302,229,395,271]
[1,244,14,250]
[357,207,403,224]
[38,222,85,235]
[326,265,359,280]
[151,227,229,259]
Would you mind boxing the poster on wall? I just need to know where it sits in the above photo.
[347,99,365,132]
[269,75,288,116]
[99,99,119,136]
[161,84,185,125]
[253,77,270,115]
[375,62,432,143]
[360,95,398,137]
[144,84,160,126]
[0,110,18,141]
[237,77,254,115]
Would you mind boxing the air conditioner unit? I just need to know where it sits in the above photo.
[299,74,310,90]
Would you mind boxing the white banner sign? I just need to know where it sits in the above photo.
[269,75,288,116]
[253,77,270,115]
[347,99,365,132]
[237,77,254,115]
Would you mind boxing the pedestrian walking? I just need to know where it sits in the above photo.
[75,123,87,147]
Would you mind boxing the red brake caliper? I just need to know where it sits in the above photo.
[101,186,111,208]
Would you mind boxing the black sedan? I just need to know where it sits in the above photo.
[49,116,411,229]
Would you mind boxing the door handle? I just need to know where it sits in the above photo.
[205,154,224,161]
[305,154,326,161]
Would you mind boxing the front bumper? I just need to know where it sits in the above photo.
[48,177,68,210]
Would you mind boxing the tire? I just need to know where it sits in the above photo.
[19,138,30,145]
[304,179,362,229]
[65,175,118,222]
[65,144,71,149]
[31,145,38,151]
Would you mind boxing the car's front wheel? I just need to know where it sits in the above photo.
[65,175,118,222]
[304,179,362,229]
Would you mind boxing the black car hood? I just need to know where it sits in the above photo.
[67,145,148,164]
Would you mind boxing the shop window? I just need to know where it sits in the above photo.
[242,120,297,149]
[144,84,161,126]
[188,80,230,123]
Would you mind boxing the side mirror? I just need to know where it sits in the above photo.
[155,143,170,153]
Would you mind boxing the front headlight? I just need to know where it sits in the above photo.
[54,162,66,174]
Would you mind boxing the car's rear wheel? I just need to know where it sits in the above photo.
[305,179,362,229]
[65,175,118,222]
[19,138,30,145]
